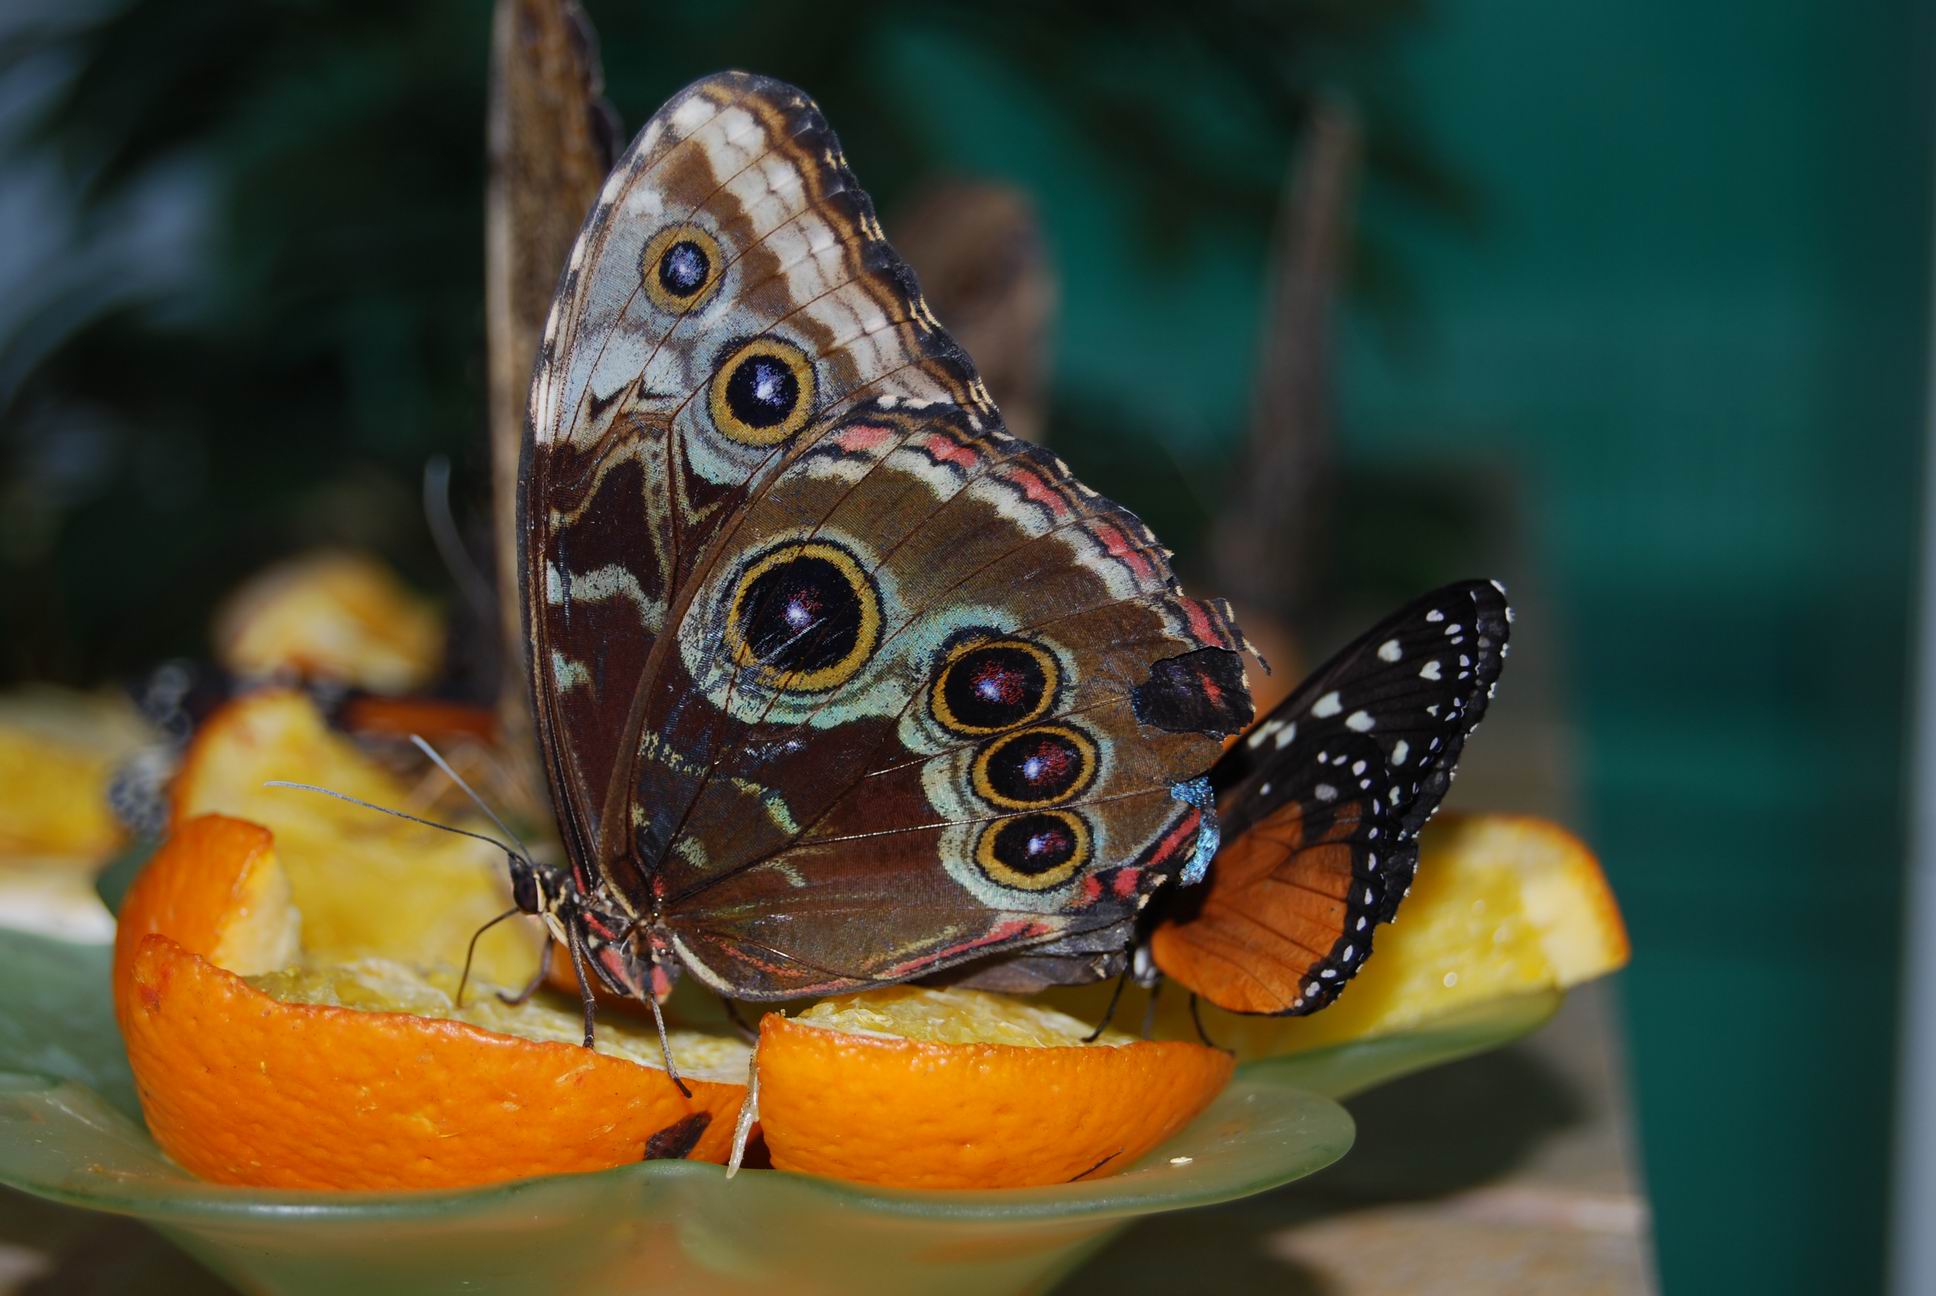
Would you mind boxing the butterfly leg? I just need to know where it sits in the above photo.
[455,906,520,1008]
[1187,992,1229,1053]
[720,995,758,1043]
[497,936,555,1007]
[645,971,692,1099]
[564,917,601,1048]
[1082,965,1133,1043]
[1141,976,1164,1040]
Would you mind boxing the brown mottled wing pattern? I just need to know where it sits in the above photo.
[487,0,618,807]
[1150,580,1511,1015]
[523,72,1251,1000]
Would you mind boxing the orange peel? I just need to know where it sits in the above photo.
[754,987,1233,1189]
[115,815,745,1190]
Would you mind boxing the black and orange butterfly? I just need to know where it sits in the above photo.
[1148,579,1511,1014]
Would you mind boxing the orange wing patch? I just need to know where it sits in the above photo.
[1150,800,1368,1015]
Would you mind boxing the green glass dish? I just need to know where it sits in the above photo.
[0,931,1554,1295]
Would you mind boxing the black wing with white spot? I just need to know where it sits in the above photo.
[1149,579,1511,1015]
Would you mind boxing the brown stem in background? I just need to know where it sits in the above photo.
[484,0,619,796]
[1212,99,1360,625]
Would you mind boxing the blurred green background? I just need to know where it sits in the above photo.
[2,2,1929,1290]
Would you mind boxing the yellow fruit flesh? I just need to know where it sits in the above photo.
[209,845,301,976]
[248,961,750,1085]
[795,985,1135,1048]
[214,551,444,692]
[174,691,542,986]
[0,687,153,857]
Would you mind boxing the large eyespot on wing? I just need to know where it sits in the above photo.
[707,335,818,447]
[974,810,1092,892]
[1150,579,1511,1015]
[722,537,882,692]
[971,724,1099,810]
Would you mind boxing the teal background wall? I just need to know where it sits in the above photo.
[881,5,1935,1289]
[1342,7,1930,1289]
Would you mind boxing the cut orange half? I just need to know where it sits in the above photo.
[115,815,747,1190]
[755,986,1234,1190]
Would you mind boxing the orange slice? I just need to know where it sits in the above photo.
[113,815,296,1026]
[171,689,541,986]
[212,550,444,692]
[115,815,747,1190]
[754,986,1233,1189]
[1054,813,1628,1057]
[0,686,152,857]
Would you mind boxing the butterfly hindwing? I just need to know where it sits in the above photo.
[524,71,1253,1001]
[634,403,1252,998]
[1149,579,1511,1015]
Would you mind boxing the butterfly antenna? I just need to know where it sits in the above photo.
[1082,964,1132,1043]
[422,456,493,616]
[407,733,534,862]
[263,781,524,857]
[457,907,520,1008]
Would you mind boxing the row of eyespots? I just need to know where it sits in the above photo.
[718,549,1098,891]
[927,637,1100,890]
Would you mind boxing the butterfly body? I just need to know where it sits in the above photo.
[520,72,1252,1008]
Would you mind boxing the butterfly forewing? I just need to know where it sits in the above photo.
[524,73,979,872]
[1149,579,1511,1015]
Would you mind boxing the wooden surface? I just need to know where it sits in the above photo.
[1078,980,1653,1293]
